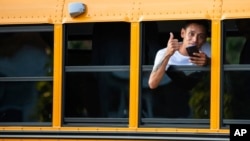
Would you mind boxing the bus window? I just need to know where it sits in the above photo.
[140,20,211,126]
[0,27,53,124]
[223,19,250,124]
[64,22,130,124]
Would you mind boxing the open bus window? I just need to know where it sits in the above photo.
[0,27,53,124]
[140,20,211,126]
[222,19,250,124]
[64,22,130,122]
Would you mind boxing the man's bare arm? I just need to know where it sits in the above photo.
[148,55,171,89]
[148,32,179,89]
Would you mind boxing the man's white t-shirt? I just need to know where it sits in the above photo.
[153,42,211,71]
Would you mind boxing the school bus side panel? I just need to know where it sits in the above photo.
[62,0,216,23]
[222,0,250,19]
[0,0,63,24]
[63,0,135,22]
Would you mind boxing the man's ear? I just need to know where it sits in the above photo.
[180,28,185,38]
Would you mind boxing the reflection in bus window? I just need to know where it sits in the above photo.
[223,19,250,120]
[0,32,53,122]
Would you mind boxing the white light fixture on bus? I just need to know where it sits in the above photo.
[68,2,86,18]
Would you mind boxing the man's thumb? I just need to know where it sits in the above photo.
[169,32,174,40]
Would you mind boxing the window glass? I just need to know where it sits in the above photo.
[223,19,250,122]
[0,29,53,123]
[64,22,130,123]
[141,21,211,126]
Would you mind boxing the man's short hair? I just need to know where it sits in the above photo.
[183,20,210,34]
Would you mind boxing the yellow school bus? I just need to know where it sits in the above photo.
[1,0,250,140]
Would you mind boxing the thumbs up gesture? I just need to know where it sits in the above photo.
[166,32,180,56]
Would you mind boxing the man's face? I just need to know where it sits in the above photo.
[181,23,207,49]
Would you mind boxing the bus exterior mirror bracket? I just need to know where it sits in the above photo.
[68,2,86,18]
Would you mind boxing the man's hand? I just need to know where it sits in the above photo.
[166,32,180,56]
[190,51,210,66]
